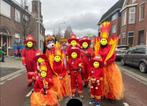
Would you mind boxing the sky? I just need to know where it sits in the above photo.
[15,0,119,36]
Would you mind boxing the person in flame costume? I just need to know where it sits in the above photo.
[79,36,94,86]
[67,47,84,98]
[88,56,104,106]
[51,42,71,98]
[94,21,124,100]
[22,34,38,86]
[31,52,59,106]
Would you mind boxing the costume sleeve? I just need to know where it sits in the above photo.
[61,65,66,78]
[106,53,116,64]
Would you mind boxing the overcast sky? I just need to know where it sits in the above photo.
[16,0,118,36]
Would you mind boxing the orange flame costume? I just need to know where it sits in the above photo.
[31,52,59,106]
[94,21,124,100]
[50,42,71,99]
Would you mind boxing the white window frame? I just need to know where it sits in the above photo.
[121,10,127,26]
[0,0,11,18]
[139,3,145,22]
[112,25,117,34]
[15,8,21,22]
[111,13,118,21]
[128,7,136,24]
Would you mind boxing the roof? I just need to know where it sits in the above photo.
[98,0,125,25]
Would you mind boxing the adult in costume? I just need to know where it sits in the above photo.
[88,56,104,106]
[95,22,124,100]
[31,53,59,106]
[22,34,38,86]
[67,47,84,98]
[79,36,94,86]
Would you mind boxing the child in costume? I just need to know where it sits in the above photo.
[67,47,84,98]
[95,21,124,100]
[79,36,94,87]
[22,34,38,86]
[51,42,71,98]
[31,53,59,106]
[88,56,104,106]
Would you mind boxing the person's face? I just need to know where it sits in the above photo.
[71,40,77,46]
[40,71,47,78]
[54,55,61,62]
[93,61,100,68]
[82,42,88,49]
[37,58,44,63]
[71,52,78,59]
[100,38,108,46]
[27,41,33,48]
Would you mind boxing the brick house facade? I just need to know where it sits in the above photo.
[120,0,147,46]
[0,0,45,55]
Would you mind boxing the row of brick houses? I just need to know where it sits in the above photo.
[98,0,147,46]
[0,0,45,55]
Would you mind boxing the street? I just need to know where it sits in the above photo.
[23,62,147,106]
[0,58,147,106]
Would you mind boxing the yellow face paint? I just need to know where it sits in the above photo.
[71,52,78,59]
[27,41,33,48]
[93,61,100,68]
[54,55,61,62]
[100,38,108,46]
[82,42,88,49]
[71,40,77,46]
[40,71,47,78]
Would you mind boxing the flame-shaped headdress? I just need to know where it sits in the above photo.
[100,21,111,39]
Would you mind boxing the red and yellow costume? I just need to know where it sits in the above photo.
[89,56,104,102]
[95,22,124,100]
[31,54,59,106]
[67,47,84,97]
[21,34,38,85]
[79,36,94,86]
[51,43,71,98]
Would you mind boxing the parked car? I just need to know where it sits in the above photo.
[116,45,129,61]
[121,45,147,73]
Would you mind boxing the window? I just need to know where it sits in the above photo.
[138,30,145,45]
[0,0,11,18]
[128,32,134,46]
[112,25,117,34]
[131,0,136,4]
[121,32,126,45]
[133,48,145,54]
[111,13,118,21]
[15,9,21,22]
[139,3,145,21]
[128,7,136,24]
[121,10,127,26]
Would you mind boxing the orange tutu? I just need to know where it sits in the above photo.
[31,90,59,106]
[60,74,72,97]
[51,75,63,100]
[103,63,124,100]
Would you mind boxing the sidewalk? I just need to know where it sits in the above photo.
[0,56,24,69]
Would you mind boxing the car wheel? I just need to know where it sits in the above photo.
[139,62,147,73]
[121,59,125,65]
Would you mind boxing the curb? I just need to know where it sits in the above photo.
[0,68,26,85]
[120,67,147,86]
